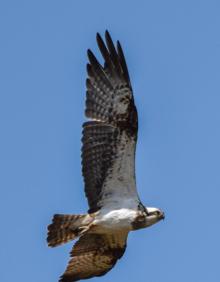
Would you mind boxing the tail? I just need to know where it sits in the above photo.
[47,214,92,247]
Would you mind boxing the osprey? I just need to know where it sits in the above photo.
[47,31,165,282]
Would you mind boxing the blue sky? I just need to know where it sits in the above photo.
[1,1,220,281]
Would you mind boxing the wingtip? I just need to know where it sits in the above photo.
[96,32,101,40]
[96,32,103,46]
[96,32,104,46]
[87,48,92,56]
[105,29,110,37]
[105,30,112,43]
[87,49,96,63]
[96,30,111,41]
[116,40,122,50]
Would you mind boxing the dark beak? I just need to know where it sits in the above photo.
[160,212,165,220]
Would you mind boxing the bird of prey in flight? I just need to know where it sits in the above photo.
[47,30,165,282]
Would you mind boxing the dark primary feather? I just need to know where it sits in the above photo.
[116,40,131,86]
[82,31,138,213]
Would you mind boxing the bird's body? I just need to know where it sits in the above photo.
[47,31,165,282]
[92,208,138,231]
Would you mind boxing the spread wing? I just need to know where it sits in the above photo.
[82,31,140,213]
[59,232,128,282]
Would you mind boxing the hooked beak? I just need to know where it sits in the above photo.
[160,211,165,220]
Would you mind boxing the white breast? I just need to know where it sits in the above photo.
[93,208,137,231]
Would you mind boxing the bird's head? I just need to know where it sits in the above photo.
[132,206,165,230]
[145,207,165,227]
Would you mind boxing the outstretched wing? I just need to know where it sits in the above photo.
[82,31,140,213]
[59,232,128,282]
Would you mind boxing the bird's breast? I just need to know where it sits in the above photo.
[93,208,137,231]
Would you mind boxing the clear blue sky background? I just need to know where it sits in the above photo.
[0,1,220,282]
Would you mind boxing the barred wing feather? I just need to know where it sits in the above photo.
[82,31,139,213]
[59,232,128,282]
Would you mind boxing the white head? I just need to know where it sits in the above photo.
[132,206,165,230]
[145,207,165,227]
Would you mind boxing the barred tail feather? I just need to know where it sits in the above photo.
[47,214,91,247]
